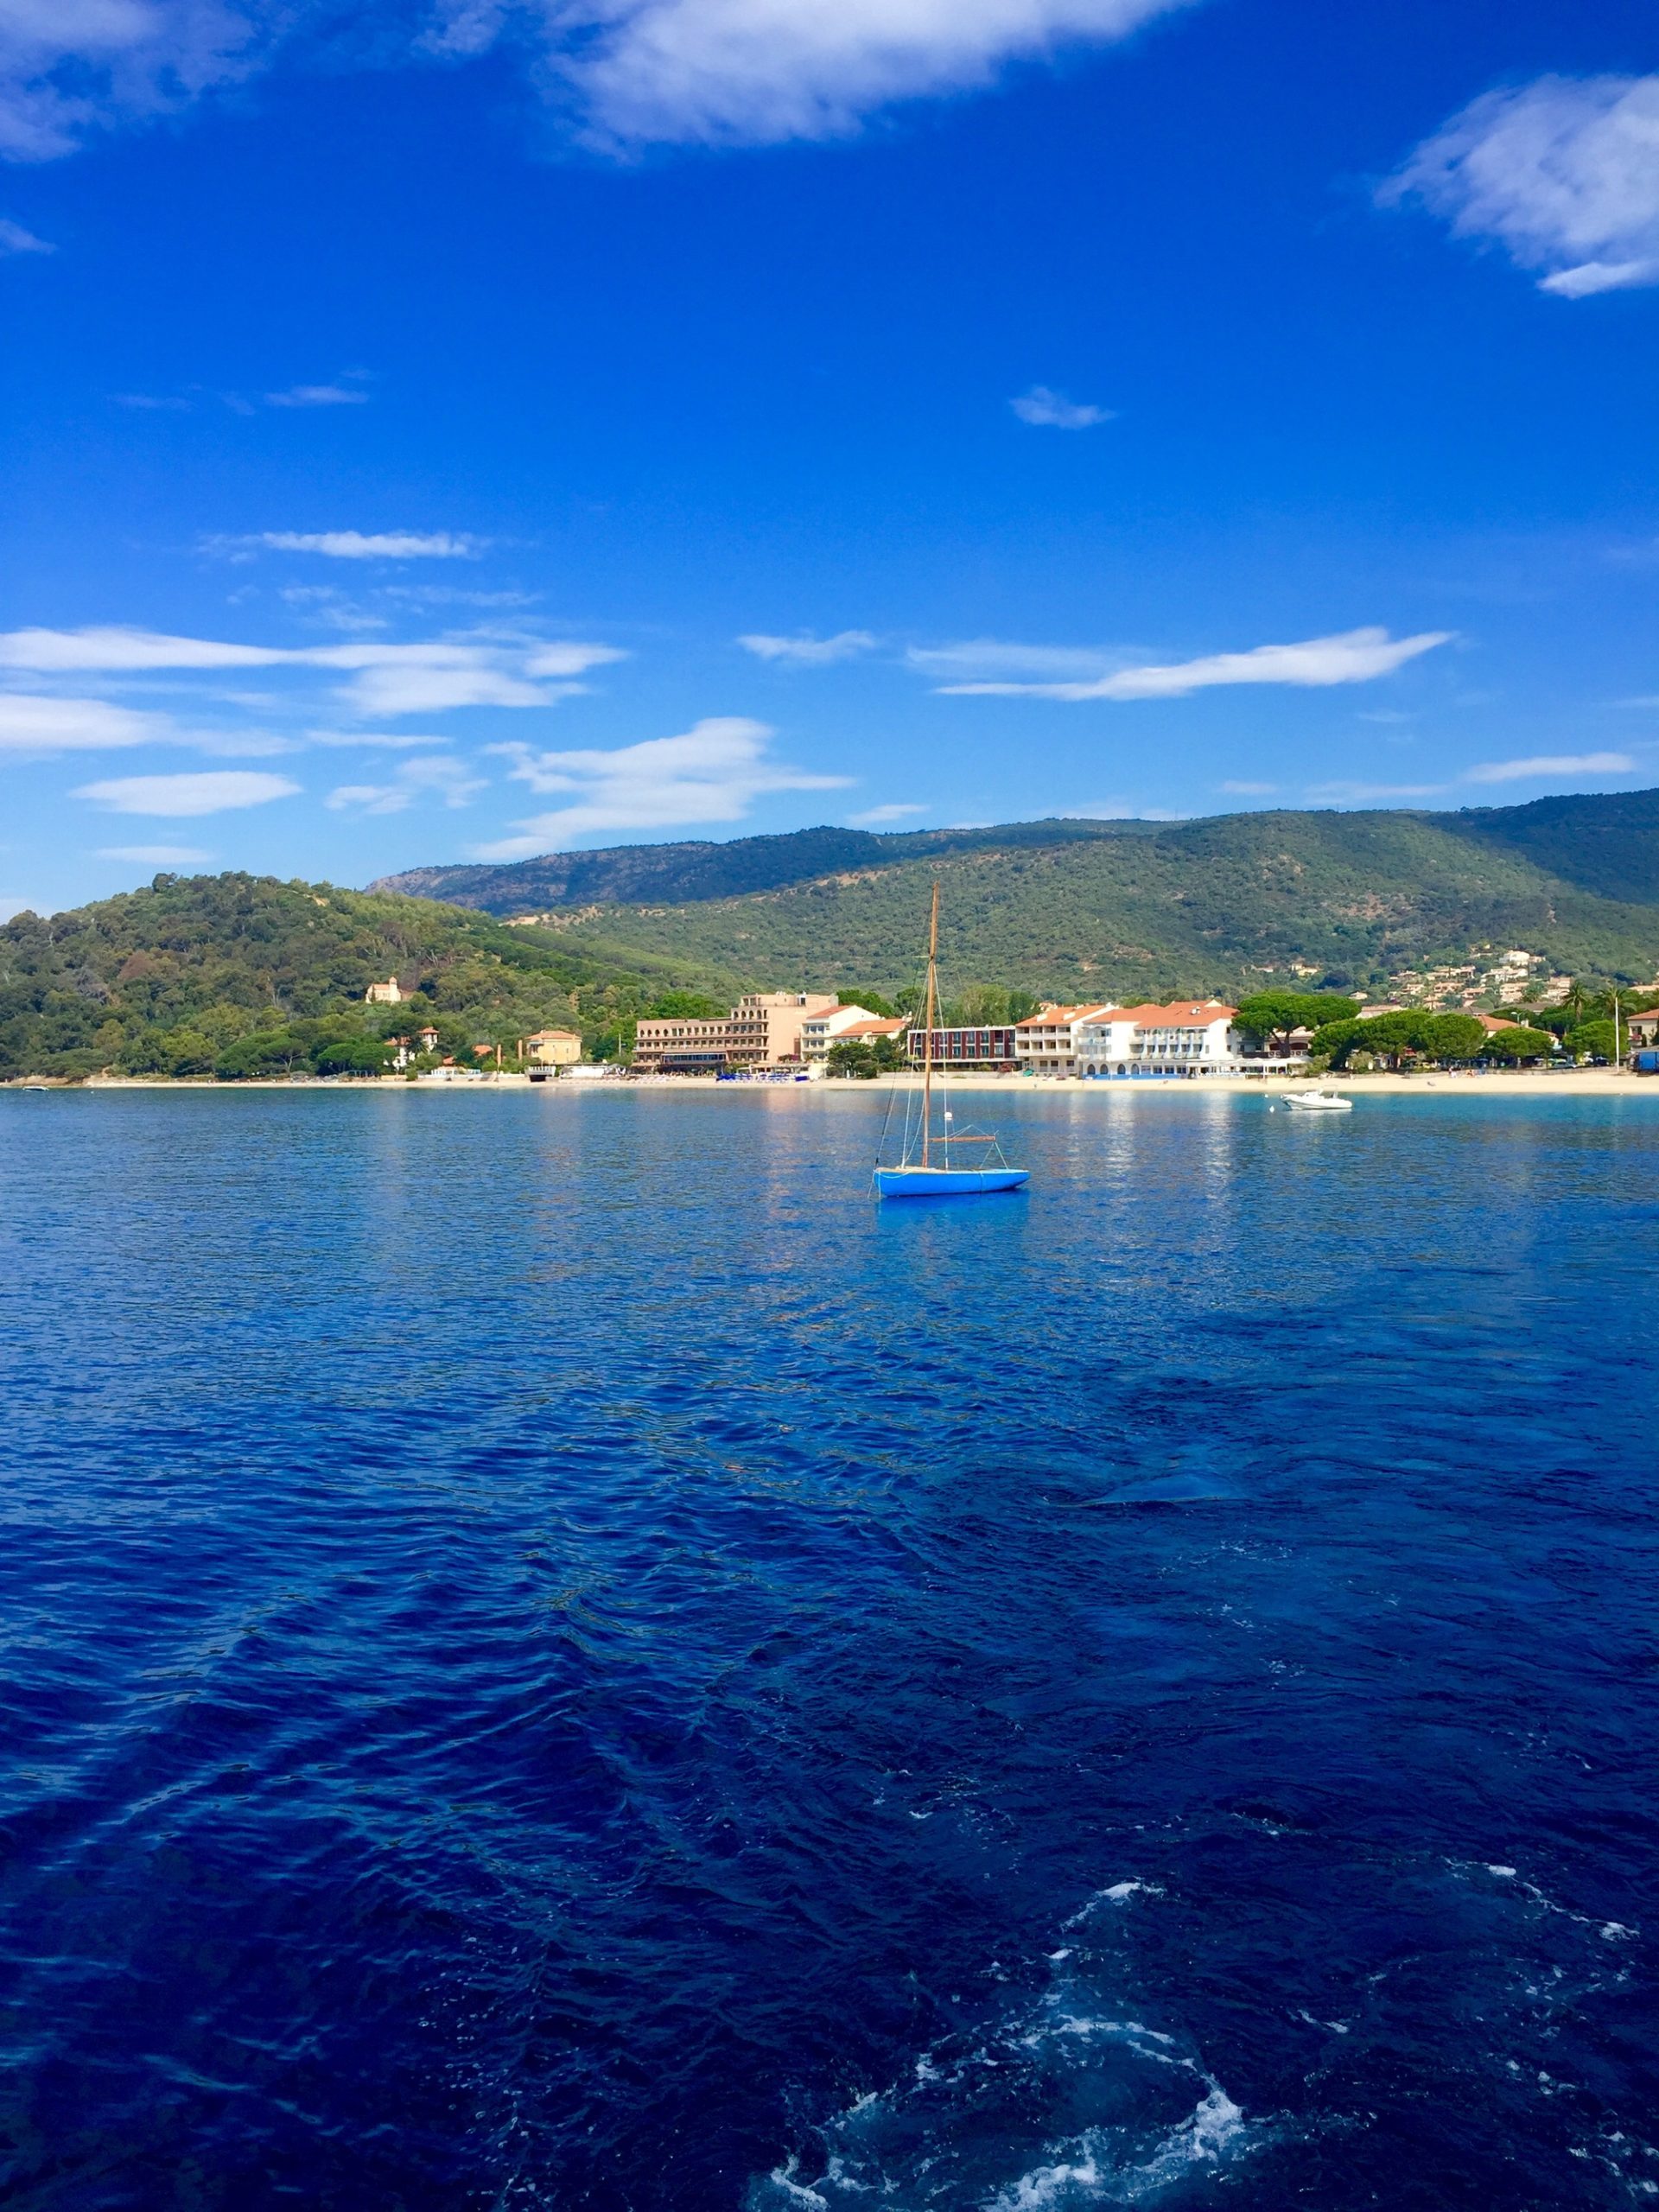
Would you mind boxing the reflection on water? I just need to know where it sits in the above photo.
[0,1086,1655,2210]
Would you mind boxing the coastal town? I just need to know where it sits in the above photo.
[368,976,1659,1085]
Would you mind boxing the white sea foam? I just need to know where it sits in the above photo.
[1063,1881,1163,1928]
[765,2155,828,2207]
[986,2085,1249,2209]
[754,1894,1261,2209]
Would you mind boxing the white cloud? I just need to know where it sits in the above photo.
[0,693,168,752]
[0,216,53,253]
[264,382,368,407]
[73,770,302,815]
[97,844,212,863]
[524,642,627,677]
[738,629,878,664]
[113,391,190,409]
[1385,75,1659,298]
[0,625,625,716]
[0,626,283,671]
[316,644,552,716]
[553,0,1192,147]
[938,626,1452,699]
[849,802,926,824]
[906,639,1133,681]
[1463,751,1637,784]
[907,639,1130,681]
[476,715,849,849]
[324,755,486,814]
[253,531,482,559]
[306,727,452,748]
[1218,779,1276,795]
[1009,385,1113,428]
[0,0,270,162]
[3,0,1192,163]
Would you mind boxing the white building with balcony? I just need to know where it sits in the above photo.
[1074,1000,1242,1075]
[798,1003,891,1061]
[1013,1003,1121,1075]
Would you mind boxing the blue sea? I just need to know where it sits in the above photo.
[3,1085,1656,2211]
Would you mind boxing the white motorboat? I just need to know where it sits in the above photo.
[1284,1087,1353,1113]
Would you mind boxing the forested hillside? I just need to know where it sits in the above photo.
[10,788,1659,1078]
[458,800,1659,1001]
[0,874,724,1080]
[371,817,1152,912]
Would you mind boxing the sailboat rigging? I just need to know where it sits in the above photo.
[873,882,1031,1199]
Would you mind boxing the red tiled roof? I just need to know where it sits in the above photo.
[1014,1003,1117,1029]
[1083,1001,1236,1025]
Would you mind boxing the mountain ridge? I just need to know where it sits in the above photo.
[366,790,1659,999]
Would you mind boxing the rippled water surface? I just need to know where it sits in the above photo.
[3,1084,1656,2210]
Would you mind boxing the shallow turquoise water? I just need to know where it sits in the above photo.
[1,1086,1656,2209]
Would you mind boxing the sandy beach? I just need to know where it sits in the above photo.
[36,1067,1658,1096]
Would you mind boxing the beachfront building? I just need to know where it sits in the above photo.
[524,1027,582,1067]
[1014,1004,1121,1075]
[799,1003,892,1062]
[633,991,838,1073]
[1074,1001,1242,1076]
[906,1025,1019,1071]
[1628,1009,1659,1046]
[632,1014,737,1074]
[832,1016,910,1055]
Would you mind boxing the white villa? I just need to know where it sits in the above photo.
[1073,1000,1243,1076]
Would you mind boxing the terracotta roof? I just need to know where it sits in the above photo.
[1014,1003,1118,1028]
[838,1017,909,1039]
[1474,1014,1523,1033]
[525,1027,580,1042]
[1082,1001,1236,1025]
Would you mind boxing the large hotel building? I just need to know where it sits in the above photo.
[632,992,838,1074]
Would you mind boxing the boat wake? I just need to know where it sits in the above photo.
[752,1890,1261,2208]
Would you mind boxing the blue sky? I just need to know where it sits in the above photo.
[3,0,1659,915]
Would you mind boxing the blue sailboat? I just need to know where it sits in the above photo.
[873,882,1031,1199]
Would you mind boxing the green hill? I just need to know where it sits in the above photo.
[370,816,1154,912]
[377,792,1659,1003]
[11,790,1659,1079]
[0,872,718,1080]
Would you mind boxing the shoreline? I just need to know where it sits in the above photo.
[8,1069,1655,1097]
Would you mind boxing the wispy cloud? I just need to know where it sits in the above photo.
[3,0,1192,164]
[1384,75,1659,297]
[73,771,302,816]
[938,627,1452,699]
[907,639,1132,681]
[307,728,454,749]
[0,694,168,753]
[324,755,486,815]
[113,391,191,410]
[251,531,483,560]
[849,802,926,824]
[98,845,213,864]
[0,625,626,717]
[0,217,53,254]
[1462,750,1637,784]
[1218,779,1276,795]
[1009,385,1113,429]
[264,381,369,407]
[475,716,849,853]
[738,629,877,664]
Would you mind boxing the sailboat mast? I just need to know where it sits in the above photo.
[921,881,940,1167]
